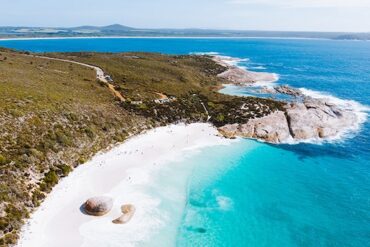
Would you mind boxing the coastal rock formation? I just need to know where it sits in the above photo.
[218,111,291,143]
[218,97,359,143]
[112,204,136,224]
[217,66,277,84]
[286,97,357,140]
[212,56,277,84]
[259,86,277,94]
[274,85,302,97]
[212,56,361,143]
[84,196,113,216]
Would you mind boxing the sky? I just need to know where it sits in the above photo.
[1,0,370,32]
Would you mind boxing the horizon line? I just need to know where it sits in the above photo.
[1,24,369,34]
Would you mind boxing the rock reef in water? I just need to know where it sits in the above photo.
[84,196,113,216]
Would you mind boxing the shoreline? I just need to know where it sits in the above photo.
[17,123,235,247]
[0,36,346,42]
[12,48,369,246]
[213,54,369,144]
[211,54,279,84]
[2,36,368,247]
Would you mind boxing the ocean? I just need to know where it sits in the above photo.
[1,38,369,247]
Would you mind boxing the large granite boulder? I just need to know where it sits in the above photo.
[112,204,136,224]
[84,196,113,216]
[217,124,239,139]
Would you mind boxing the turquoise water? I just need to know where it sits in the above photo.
[177,140,369,247]
[1,38,369,246]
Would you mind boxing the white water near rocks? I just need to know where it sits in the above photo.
[215,54,369,144]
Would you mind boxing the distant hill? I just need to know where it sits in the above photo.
[100,24,134,31]
[0,24,369,40]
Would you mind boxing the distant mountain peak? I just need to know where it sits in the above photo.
[101,24,134,31]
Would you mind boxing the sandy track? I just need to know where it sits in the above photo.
[31,54,125,102]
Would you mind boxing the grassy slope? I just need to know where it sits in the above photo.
[0,50,284,246]
[47,52,227,100]
[48,52,284,126]
[0,50,148,245]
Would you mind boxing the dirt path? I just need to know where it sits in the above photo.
[200,101,211,121]
[31,54,125,102]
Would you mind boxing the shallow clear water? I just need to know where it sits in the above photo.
[177,140,370,247]
[1,38,369,247]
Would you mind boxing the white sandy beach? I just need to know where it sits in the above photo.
[17,123,235,247]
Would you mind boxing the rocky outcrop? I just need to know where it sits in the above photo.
[112,204,136,224]
[285,97,357,140]
[274,85,302,97]
[259,87,277,94]
[218,66,271,84]
[212,56,277,84]
[218,111,291,143]
[84,196,113,216]
[218,97,359,143]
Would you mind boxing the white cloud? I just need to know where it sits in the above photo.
[228,0,370,8]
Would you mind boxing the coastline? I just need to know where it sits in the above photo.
[212,55,279,84]
[212,54,369,144]
[0,36,337,42]
[3,36,368,247]
[17,123,235,247]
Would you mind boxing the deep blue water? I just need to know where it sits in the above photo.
[1,38,369,247]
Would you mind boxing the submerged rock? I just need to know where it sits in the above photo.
[84,196,113,216]
[112,204,136,224]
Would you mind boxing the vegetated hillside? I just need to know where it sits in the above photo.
[48,52,285,126]
[0,50,284,246]
[0,50,149,246]
[47,52,228,100]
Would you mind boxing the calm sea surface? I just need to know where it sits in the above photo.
[1,38,369,247]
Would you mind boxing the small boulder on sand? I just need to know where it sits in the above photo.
[84,196,113,216]
[112,204,136,224]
